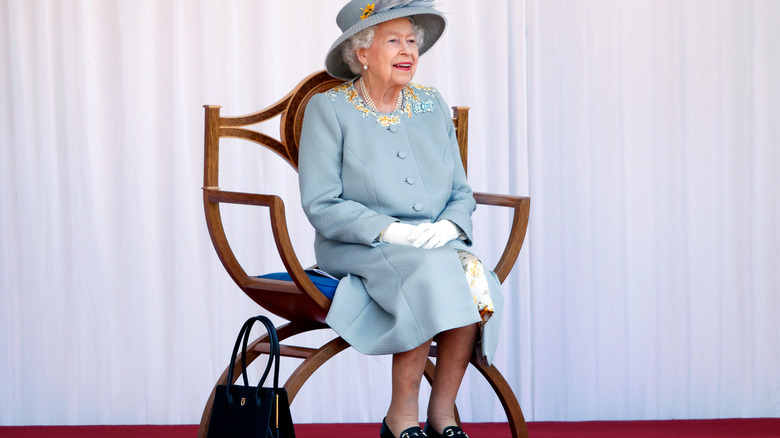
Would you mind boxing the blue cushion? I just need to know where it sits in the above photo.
[258,271,338,300]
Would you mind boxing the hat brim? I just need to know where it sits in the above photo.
[325,8,446,80]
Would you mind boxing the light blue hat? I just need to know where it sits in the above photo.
[325,0,447,79]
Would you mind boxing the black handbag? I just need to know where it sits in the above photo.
[207,315,295,438]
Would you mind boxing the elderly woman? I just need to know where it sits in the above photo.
[298,1,504,437]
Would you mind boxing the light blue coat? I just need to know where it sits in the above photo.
[298,79,504,364]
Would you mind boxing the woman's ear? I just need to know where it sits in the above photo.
[356,47,368,66]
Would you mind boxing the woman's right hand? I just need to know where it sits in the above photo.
[409,220,461,249]
[380,221,461,249]
[379,222,420,245]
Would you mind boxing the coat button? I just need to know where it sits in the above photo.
[405,177,415,185]
[388,125,399,133]
[397,150,407,159]
[413,203,423,211]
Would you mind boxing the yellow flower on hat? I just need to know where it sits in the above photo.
[360,3,375,20]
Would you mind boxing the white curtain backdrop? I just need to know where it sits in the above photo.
[526,0,780,420]
[1,0,777,426]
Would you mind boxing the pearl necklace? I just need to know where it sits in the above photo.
[359,76,403,113]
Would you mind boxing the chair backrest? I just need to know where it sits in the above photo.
[203,70,471,323]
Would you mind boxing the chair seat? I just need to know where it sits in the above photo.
[259,270,338,300]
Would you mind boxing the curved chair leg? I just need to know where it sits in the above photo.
[197,321,327,438]
[469,358,528,438]
[284,336,351,401]
[423,356,528,438]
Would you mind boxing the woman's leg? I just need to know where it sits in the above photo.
[426,323,479,434]
[385,339,432,436]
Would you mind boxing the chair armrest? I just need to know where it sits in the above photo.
[203,188,331,310]
[473,192,530,283]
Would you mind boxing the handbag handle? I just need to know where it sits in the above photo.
[224,315,281,409]
[239,316,280,389]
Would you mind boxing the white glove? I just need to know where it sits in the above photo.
[379,222,419,245]
[409,219,461,249]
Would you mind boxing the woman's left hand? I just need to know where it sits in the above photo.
[409,220,461,249]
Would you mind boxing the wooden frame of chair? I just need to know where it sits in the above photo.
[199,70,530,438]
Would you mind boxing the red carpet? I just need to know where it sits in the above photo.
[1,419,778,437]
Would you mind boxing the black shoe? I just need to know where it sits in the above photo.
[423,422,469,438]
[380,417,428,438]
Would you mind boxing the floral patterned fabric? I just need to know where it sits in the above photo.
[457,250,495,325]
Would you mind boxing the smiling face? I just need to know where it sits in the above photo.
[358,17,419,91]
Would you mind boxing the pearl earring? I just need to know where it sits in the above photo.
[363,64,368,71]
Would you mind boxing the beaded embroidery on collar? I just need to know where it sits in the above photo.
[324,81,437,127]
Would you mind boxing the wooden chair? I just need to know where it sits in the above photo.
[199,70,531,438]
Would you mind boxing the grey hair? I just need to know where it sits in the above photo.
[342,19,426,76]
